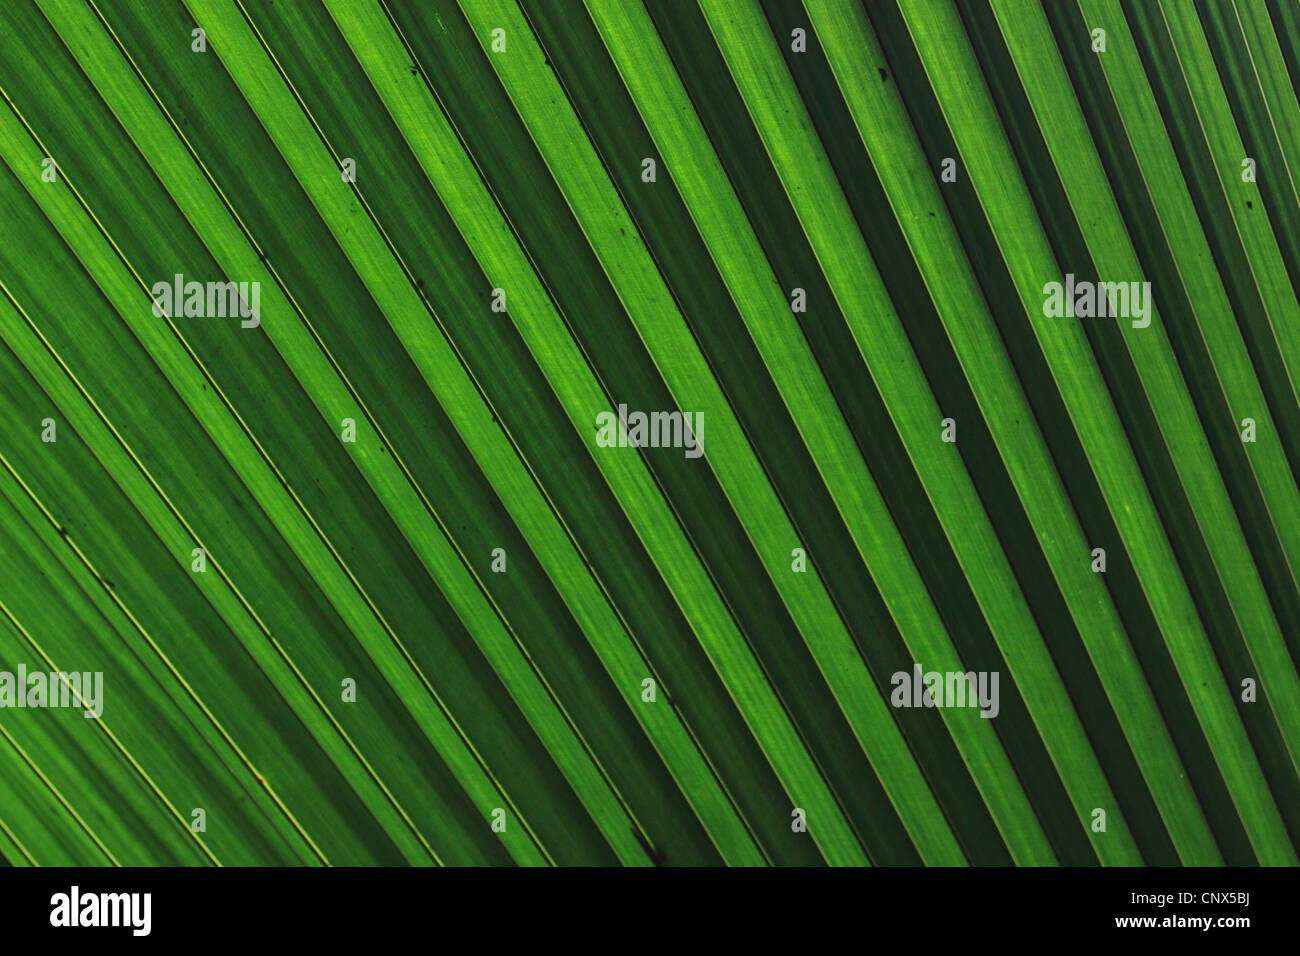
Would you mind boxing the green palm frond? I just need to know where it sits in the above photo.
[0,0,1298,867]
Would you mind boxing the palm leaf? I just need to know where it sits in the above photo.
[0,0,1297,867]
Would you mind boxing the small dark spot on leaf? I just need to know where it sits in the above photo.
[879,67,888,82]
[928,211,935,216]
[1246,201,1253,209]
